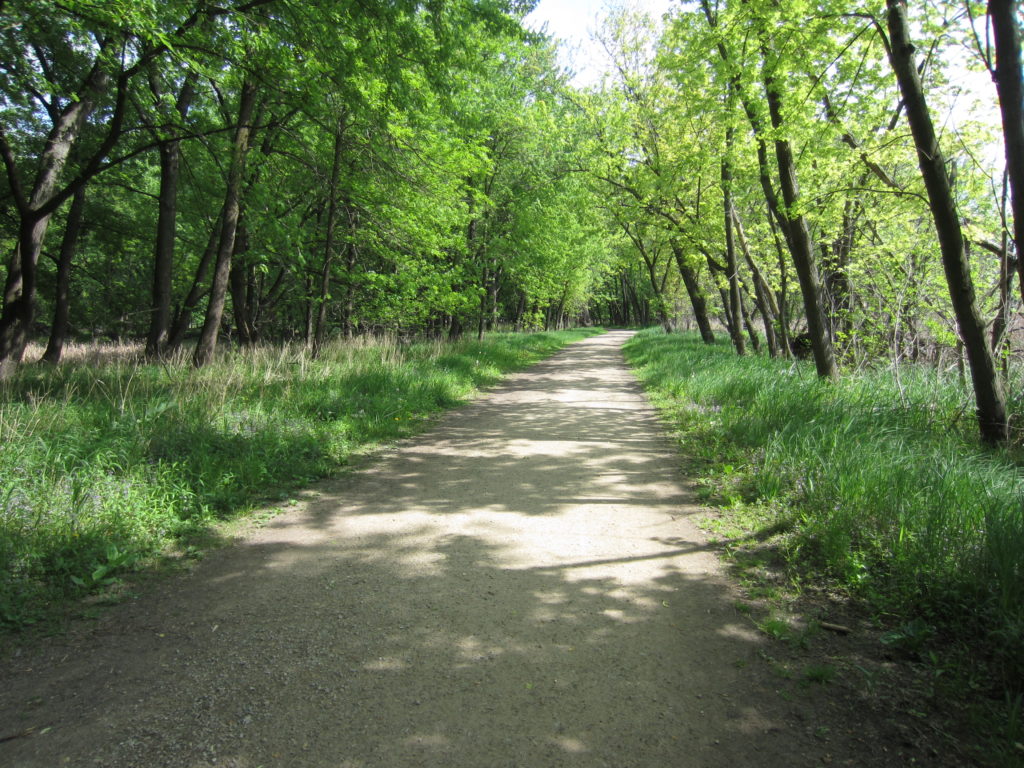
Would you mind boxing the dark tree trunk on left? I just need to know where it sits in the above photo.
[194,80,257,369]
[0,60,110,378]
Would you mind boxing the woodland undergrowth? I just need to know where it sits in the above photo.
[0,329,600,629]
[625,328,1024,759]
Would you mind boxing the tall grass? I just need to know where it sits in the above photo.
[624,329,1024,691]
[0,330,600,627]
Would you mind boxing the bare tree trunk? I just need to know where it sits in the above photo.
[722,145,746,354]
[303,274,315,347]
[0,60,110,378]
[732,206,779,356]
[41,186,86,364]
[194,80,257,368]
[989,0,1024,304]
[313,125,345,357]
[671,240,715,343]
[146,75,195,358]
[887,0,1008,443]
[477,265,488,341]
[167,209,223,351]
[763,62,838,379]
[229,249,255,345]
[739,284,761,352]
[489,263,501,331]
[767,211,792,357]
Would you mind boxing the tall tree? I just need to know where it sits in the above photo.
[884,0,1008,443]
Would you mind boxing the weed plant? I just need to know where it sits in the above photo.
[0,329,599,627]
[624,328,1024,698]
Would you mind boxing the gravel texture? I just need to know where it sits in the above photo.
[1,331,905,767]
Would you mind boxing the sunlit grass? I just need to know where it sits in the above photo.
[0,329,601,628]
[624,328,1024,696]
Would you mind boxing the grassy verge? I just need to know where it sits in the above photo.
[624,328,1024,764]
[0,329,601,629]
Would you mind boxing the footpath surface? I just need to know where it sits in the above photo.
[1,331,896,767]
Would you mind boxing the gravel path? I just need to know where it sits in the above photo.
[1,331,883,767]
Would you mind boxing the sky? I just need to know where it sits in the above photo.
[523,0,676,87]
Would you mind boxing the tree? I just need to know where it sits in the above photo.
[884,0,1008,443]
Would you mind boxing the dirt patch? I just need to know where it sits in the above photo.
[0,331,956,766]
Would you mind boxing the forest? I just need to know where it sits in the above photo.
[2,0,1024,759]
[1,0,1022,435]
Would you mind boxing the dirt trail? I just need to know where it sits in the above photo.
[2,331,891,767]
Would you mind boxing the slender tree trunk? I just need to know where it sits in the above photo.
[739,284,760,352]
[146,140,183,356]
[722,145,746,354]
[194,80,257,368]
[514,292,526,332]
[303,274,315,347]
[41,186,86,364]
[767,210,792,357]
[343,242,357,339]
[313,126,345,358]
[989,0,1024,304]
[311,256,332,356]
[991,183,1013,370]
[763,64,838,379]
[145,76,195,357]
[489,263,501,331]
[732,206,780,356]
[167,209,223,351]
[825,195,858,337]
[477,265,488,341]
[887,0,1008,443]
[671,241,715,343]
[628,227,670,330]
[229,248,255,346]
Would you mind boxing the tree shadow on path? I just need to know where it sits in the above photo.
[0,332,902,767]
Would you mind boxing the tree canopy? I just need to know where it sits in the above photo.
[1,0,1021,439]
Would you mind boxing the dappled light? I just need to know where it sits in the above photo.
[0,331,856,768]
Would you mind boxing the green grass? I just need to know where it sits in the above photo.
[0,329,601,628]
[624,329,1024,698]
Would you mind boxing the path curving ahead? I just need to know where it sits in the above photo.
[3,331,866,767]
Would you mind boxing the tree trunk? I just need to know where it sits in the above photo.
[313,126,345,357]
[194,80,257,368]
[763,64,838,379]
[671,241,715,343]
[477,265,488,341]
[0,61,109,378]
[229,250,255,346]
[886,0,1008,443]
[303,274,315,347]
[145,76,195,358]
[489,263,501,331]
[41,186,86,364]
[722,146,746,354]
[989,0,1024,305]
[738,283,761,352]
[167,209,223,351]
[732,206,780,356]
[767,210,792,357]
